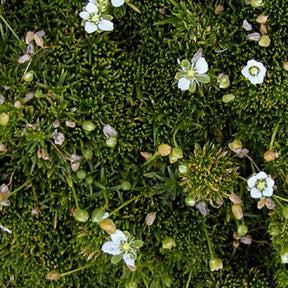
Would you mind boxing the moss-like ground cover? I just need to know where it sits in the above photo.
[1,0,288,287]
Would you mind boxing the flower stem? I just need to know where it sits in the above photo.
[269,119,281,150]
[185,270,193,288]
[109,194,142,216]
[0,14,22,43]
[5,178,33,199]
[203,224,214,259]
[65,174,80,209]
[60,262,95,277]
[272,195,285,208]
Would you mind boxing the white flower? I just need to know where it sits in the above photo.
[79,2,114,34]
[111,0,125,7]
[241,59,266,85]
[101,229,143,268]
[247,171,275,199]
[175,54,210,93]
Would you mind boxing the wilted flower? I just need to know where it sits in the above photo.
[241,59,266,84]
[37,148,50,160]
[243,19,252,31]
[53,130,65,145]
[103,124,117,137]
[145,212,157,226]
[102,229,143,268]
[79,2,114,34]
[247,32,261,41]
[17,54,31,64]
[65,120,76,128]
[111,0,124,7]
[196,201,209,216]
[0,184,10,207]
[175,50,210,92]
[247,171,274,199]
[209,258,223,271]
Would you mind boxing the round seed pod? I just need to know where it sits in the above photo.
[121,181,132,191]
[82,121,96,132]
[209,258,223,271]
[232,204,243,220]
[74,209,89,222]
[0,113,9,126]
[23,71,34,82]
[158,143,172,156]
[91,208,105,223]
[237,224,248,237]
[99,218,116,234]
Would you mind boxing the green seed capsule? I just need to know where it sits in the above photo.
[91,208,105,223]
[282,207,288,219]
[0,113,9,126]
[121,181,131,191]
[82,121,96,132]
[250,0,264,7]
[106,136,117,147]
[77,170,87,180]
[74,209,89,222]
[185,196,197,207]
[82,149,93,160]
[209,258,223,271]
[23,71,34,82]
[237,224,248,236]
[85,175,93,184]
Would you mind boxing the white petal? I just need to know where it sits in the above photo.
[247,175,257,188]
[79,11,90,20]
[249,75,262,85]
[86,2,98,13]
[102,212,109,220]
[123,253,135,267]
[263,186,273,197]
[256,171,268,179]
[111,229,127,244]
[241,66,249,78]
[111,0,125,7]
[250,188,262,199]
[266,177,275,187]
[177,77,190,91]
[246,59,258,68]
[98,19,114,31]
[102,241,121,255]
[84,22,98,34]
[195,57,208,74]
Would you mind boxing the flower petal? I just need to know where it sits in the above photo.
[98,19,114,31]
[111,0,125,7]
[266,177,275,187]
[247,175,257,188]
[86,2,98,13]
[256,171,268,180]
[102,241,121,255]
[123,253,135,267]
[195,57,208,74]
[241,66,249,79]
[177,77,190,91]
[111,229,127,244]
[79,11,90,20]
[250,187,262,199]
[84,22,98,33]
[262,186,273,197]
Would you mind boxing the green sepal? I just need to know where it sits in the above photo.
[175,71,186,80]
[195,74,210,83]
[188,81,196,93]
[132,240,144,249]
[102,14,113,21]
[111,253,123,264]
[126,2,141,13]
[181,59,190,69]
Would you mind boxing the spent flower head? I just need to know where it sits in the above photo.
[102,229,143,268]
[247,171,274,199]
[241,59,266,84]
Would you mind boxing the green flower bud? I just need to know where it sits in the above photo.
[82,121,96,132]
[217,74,230,89]
[76,169,87,180]
[209,258,223,271]
[106,136,117,147]
[162,237,176,249]
[222,94,235,103]
[0,113,9,126]
[169,147,183,164]
[251,0,264,8]
[178,164,189,175]
[121,181,131,191]
[85,175,93,185]
[282,207,288,219]
[74,209,89,222]
[82,149,93,160]
[23,71,34,82]
[185,196,197,207]
[237,224,248,237]
[91,208,105,223]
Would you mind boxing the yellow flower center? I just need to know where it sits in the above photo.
[249,66,259,76]
[187,69,196,78]
[256,180,266,191]
[90,13,100,23]
[122,243,131,252]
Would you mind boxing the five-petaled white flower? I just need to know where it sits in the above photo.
[111,0,125,7]
[241,59,266,85]
[247,171,274,199]
[175,54,210,93]
[79,2,114,34]
[101,229,143,267]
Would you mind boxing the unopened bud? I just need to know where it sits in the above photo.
[185,196,197,207]
[259,35,271,47]
[121,181,131,191]
[264,150,278,162]
[99,218,116,234]
[162,237,176,249]
[217,74,230,89]
[23,71,34,82]
[169,147,183,163]
[237,224,248,237]
[256,15,268,24]
[47,270,61,281]
[126,281,138,288]
[222,94,235,103]
[82,120,96,132]
[158,143,172,156]
[232,204,243,220]
[73,209,89,222]
[214,4,224,14]
[209,258,223,271]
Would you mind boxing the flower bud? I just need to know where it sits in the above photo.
[82,120,96,132]
[47,270,61,281]
[256,15,268,24]
[126,281,138,288]
[74,209,89,222]
[85,175,93,185]
[145,212,157,226]
[282,207,288,219]
[158,143,172,156]
[283,62,288,71]
[217,74,230,89]
[178,164,189,175]
[264,150,278,162]
[214,4,224,14]
[121,181,131,191]
[91,208,105,223]
[228,139,242,152]
[99,218,116,234]
[185,196,197,207]
[23,71,34,82]
[162,237,176,249]
[106,136,117,147]
[76,170,87,180]
[209,258,223,271]
[259,35,271,47]
[169,147,183,163]
[250,0,264,8]
[222,94,235,103]
[232,204,243,220]
[0,113,9,126]
[82,149,93,160]
[237,224,248,237]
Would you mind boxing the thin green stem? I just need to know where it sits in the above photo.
[109,194,142,216]
[22,59,33,79]
[245,154,260,172]
[272,195,285,208]
[172,124,182,147]
[142,151,160,167]
[102,189,109,210]
[0,14,22,43]
[5,178,33,199]
[60,262,95,277]
[185,270,193,288]
[65,174,80,209]
[203,224,214,259]
[269,120,281,150]
[238,175,247,182]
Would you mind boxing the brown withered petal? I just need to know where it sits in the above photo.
[33,33,44,48]
[264,150,278,162]
[17,53,31,64]
[192,48,203,64]
[214,4,224,14]
[240,235,252,245]
[36,30,45,37]
[256,15,268,24]
[140,151,152,160]
[127,264,137,272]
[37,148,49,160]
[244,0,251,4]
[233,240,240,248]
[71,161,80,172]
[145,212,157,226]
[260,24,268,35]
[47,270,61,281]
[196,201,209,216]
[23,92,34,103]
[228,193,242,204]
[99,218,116,235]
[247,32,261,41]
[257,198,266,209]
[283,62,288,71]
[232,204,243,220]
[26,42,34,55]
[236,148,249,158]
[25,31,34,44]
[265,198,277,210]
[0,143,7,152]
[87,251,97,260]
[233,232,241,240]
